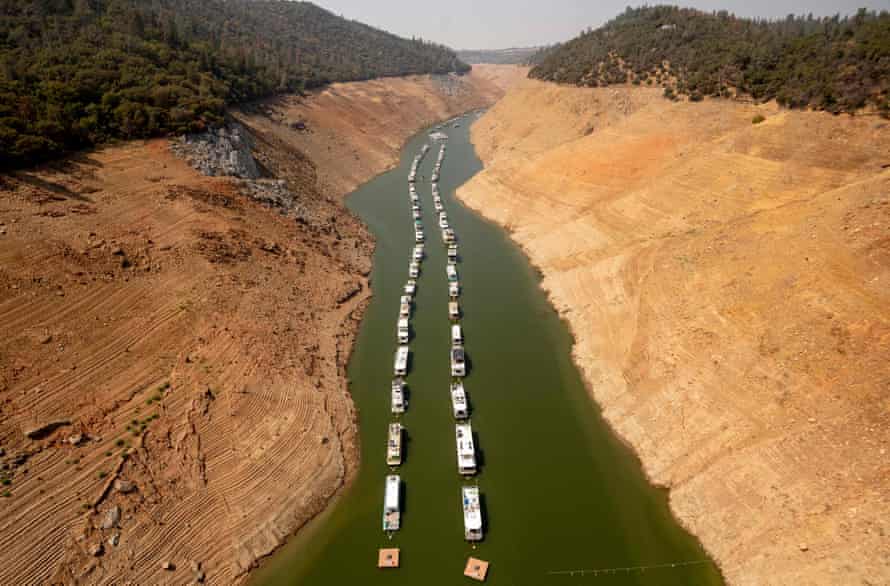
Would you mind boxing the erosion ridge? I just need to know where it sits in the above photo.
[458,80,889,585]
[0,65,524,585]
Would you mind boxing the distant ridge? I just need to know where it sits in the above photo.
[458,47,541,65]
[529,6,890,115]
[0,0,469,168]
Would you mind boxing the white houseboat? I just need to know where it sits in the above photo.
[462,486,483,541]
[448,301,460,320]
[391,378,406,414]
[451,323,463,344]
[434,201,444,212]
[386,423,402,466]
[446,264,458,282]
[447,245,458,261]
[404,279,417,295]
[439,216,449,229]
[449,281,460,298]
[450,381,468,419]
[413,246,424,261]
[415,230,424,243]
[394,345,410,376]
[451,345,466,377]
[455,423,476,475]
[397,317,409,344]
[399,302,411,318]
[442,228,455,243]
[409,261,419,278]
[383,475,401,531]
[412,209,421,220]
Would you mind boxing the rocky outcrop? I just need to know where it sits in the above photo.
[171,124,260,179]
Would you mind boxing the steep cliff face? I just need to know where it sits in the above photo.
[0,66,524,586]
[459,80,890,586]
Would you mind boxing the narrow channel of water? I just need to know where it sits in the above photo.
[251,116,723,585]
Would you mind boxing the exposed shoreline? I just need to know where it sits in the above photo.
[457,79,890,585]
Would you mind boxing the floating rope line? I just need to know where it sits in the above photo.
[547,559,710,577]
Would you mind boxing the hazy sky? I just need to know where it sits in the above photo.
[315,1,890,50]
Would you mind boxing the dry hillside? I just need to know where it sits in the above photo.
[0,66,522,585]
[459,80,889,585]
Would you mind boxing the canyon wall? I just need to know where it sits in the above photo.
[458,80,890,585]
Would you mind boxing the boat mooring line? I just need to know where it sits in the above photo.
[546,559,710,577]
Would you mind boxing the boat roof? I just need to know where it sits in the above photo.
[398,318,409,327]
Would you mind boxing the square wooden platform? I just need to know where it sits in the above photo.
[377,548,400,568]
[464,557,489,581]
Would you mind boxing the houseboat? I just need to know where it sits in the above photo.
[451,345,466,377]
[386,423,402,467]
[442,228,455,243]
[449,301,460,320]
[462,486,483,541]
[397,317,409,344]
[394,345,410,376]
[451,324,463,345]
[447,245,458,261]
[415,230,424,243]
[412,209,421,220]
[399,301,411,318]
[413,246,423,261]
[450,381,468,419]
[449,281,460,298]
[446,264,458,282]
[434,201,444,212]
[439,216,449,229]
[404,279,417,295]
[383,475,401,531]
[455,423,476,475]
[391,378,406,414]
[409,261,419,278]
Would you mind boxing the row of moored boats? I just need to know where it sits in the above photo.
[383,132,483,542]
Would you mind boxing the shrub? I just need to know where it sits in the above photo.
[752,114,766,124]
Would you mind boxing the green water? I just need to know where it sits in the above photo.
[251,116,724,586]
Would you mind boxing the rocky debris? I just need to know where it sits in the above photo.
[114,479,136,494]
[171,123,260,179]
[799,543,809,552]
[89,542,104,557]
[67,434,84,446]
[108,533,120,547]
[100,505,121,529]
[161,560,175,571]
[24,419,71,440]
[190,561,205,583]
[40,334,53,344]
[238,179,300,214]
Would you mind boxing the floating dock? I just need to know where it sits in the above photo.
[464,558,489,582]
[377,548,400,568]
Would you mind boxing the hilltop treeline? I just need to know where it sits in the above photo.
[0,0,469,168]
[529,6,890,115]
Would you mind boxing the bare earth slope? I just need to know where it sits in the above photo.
[0,66,522,585]
[459,80,890,585]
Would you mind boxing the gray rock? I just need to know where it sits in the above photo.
[171,123,260,180]
[67,434,84,446]
[89,542,104,557]
[100,505,121,530]
[115,479,136,494]
[108,533,120,547]
[161,560,175,571]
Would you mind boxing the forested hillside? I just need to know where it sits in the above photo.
[530,6,890,115]
[0,0,469,168]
